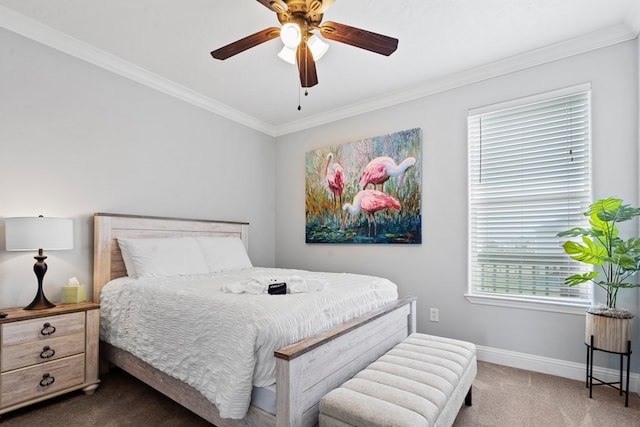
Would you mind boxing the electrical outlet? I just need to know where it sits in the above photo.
[429,308,439,322]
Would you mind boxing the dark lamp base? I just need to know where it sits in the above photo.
[24,250,57,310]
[23,291,56,310]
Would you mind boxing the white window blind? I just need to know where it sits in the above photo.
[468,86,592,304]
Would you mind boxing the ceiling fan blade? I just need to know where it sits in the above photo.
[256,0,288,14]
[211,27,280,60]
[296,42,318,88]
[320,21,398,56]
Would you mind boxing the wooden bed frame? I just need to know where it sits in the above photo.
[93,212,416,427]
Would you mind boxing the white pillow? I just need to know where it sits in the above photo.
[118,240,138,278]
[196,236,252,273]
[117,237,209,279]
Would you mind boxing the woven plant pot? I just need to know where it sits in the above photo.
[585,311,633,353]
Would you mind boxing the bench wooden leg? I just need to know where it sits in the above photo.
[464,386,472,406]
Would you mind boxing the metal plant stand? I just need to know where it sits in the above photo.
[585,335,632,407]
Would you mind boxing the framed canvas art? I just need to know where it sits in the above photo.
[305,128,422,244]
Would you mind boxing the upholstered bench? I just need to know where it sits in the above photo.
[319,333,477,427]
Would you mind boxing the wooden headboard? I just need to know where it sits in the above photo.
[92,213,249,303]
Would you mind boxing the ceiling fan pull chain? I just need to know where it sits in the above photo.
[298,47,309,111]
[304,37,308,88]
[299,31,309,111]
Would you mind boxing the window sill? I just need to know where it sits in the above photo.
[464,293,589,315]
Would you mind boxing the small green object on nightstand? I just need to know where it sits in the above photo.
[61,285,86,304]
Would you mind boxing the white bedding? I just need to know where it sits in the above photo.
[99,267,398,419]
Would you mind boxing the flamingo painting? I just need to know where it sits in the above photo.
[305,127,421,244]
[359,156,416,191]
[341,189,401,237]
[325,153,344,209]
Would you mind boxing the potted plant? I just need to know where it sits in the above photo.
[557,197,640,353]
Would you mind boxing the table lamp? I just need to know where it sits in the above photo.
[5,216,73,310]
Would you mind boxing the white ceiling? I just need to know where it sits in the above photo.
[1,0,639,136]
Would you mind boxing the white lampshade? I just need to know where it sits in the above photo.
[5,217,73,251]
[278,45,297,64]
[280,22,302,48]
[307,34,329,61]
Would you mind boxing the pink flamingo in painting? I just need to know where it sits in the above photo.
[325,153,344,209]
[359,156,416,191]
[341,189,401,237]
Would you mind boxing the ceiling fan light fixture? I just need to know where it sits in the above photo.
[277,45,297,64]
[280,22,302,48]
[280,22,302,49]
[307,34,329,61]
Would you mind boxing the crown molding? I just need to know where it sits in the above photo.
[274,23,637,136]
[0,6,277,137]
[1,6,636,138]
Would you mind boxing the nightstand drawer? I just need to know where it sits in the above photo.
[1,312,85,346]
[1,353,85,408]
[1,332,85,372]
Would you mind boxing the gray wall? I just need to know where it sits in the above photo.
[0,28,277,307]
[275,40,639,369]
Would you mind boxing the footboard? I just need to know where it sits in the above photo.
[275,296,417,427]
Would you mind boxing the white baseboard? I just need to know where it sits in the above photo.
[477,345,639,395]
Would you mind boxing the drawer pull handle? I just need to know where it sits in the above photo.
[40,322,56,336]
[40,346,56,359]
[39,373,55,387]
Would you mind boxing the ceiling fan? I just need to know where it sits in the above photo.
[210,0,399,88]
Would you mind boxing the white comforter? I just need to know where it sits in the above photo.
[99,267,398,419]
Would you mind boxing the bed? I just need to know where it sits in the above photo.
[93,212,416,427]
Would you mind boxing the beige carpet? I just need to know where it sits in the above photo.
[1,361,638,426]
[454,362,640,426]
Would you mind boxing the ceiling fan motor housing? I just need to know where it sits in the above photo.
[277,0,325,28]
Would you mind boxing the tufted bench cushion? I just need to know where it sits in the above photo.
[319,333,477,427]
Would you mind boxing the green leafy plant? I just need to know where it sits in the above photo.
[557,197,640,309]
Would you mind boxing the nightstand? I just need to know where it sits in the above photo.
[0,302,100,415]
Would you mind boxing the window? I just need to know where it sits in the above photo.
[467,85,592,309]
